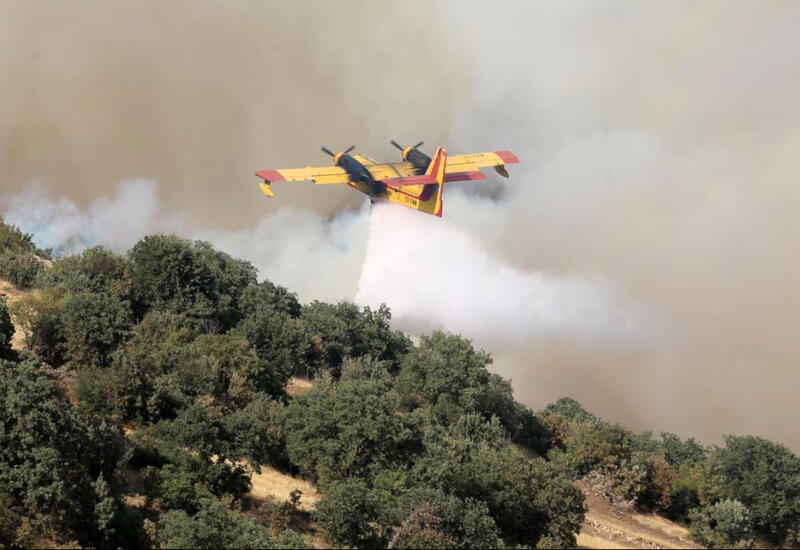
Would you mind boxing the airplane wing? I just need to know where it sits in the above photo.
[445,150,519,177]
[255,166,352,197]
[255,166,351,185]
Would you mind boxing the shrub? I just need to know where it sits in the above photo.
[61,291,132,367]
[0,253,43,289]
[706,435,800,544]
[0,298,13,355]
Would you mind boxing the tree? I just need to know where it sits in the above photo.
[301,301,410,375]
[395,331,517,428]
[283,377,422,482]
[61,291,132,367]
[0,254,43,289]
[706,435,800,544]
[156,497,303,549]
[36,247,132,302]
[8,288,66,365]
[314,478,382,548]
[0,356,125,545]
[224,394,288,469]
[0,297,13,356]
[128,235,256,328]
[659,432,708,468]
[413,438,585,547]
[710,499,753,548]
[390,488,503,549]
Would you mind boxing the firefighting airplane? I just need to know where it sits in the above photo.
[254,141,519,217]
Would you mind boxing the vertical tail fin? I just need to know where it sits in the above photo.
[427,147,447,217]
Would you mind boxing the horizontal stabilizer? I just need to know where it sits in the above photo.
[444,171,487,182]
[381,174,438,187]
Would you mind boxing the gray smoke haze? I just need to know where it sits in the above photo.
[3,1,800,450]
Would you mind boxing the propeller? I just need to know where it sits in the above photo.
[322,145,356,157]
[391,140,424,151]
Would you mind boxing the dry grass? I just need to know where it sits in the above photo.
[286,376,314,397]
[577,532,637,549]
[249,465,319,512]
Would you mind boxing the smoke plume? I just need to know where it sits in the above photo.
[3,1,800,450]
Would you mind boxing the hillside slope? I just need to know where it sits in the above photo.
[253,379,703,550]
[577,483,702,549]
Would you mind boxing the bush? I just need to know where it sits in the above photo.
[36,247,131,301]
[706,435,800,544]
[156,497,303,549]
[314,478,381,548]
[283,376,422,482]
[392,488,503,549]
[0,357,125,546]
[128,235,256,328]
[300,301,410,375]
[61,291,132,367]
[0,298,13,355]
[9,288,66,365]
[415,440,585,547]
[0,253,43,289]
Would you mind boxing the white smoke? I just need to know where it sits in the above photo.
[1,180,181,255]
[0,180,370,302]
[355,201,658,349]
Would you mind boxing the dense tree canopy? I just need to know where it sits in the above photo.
[1,219,798,549]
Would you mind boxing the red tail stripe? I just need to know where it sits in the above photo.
[494,150,519,164]
[255,170,286,183]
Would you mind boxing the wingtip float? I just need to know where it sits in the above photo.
[254,142,519,218]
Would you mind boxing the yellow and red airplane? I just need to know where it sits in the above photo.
[254,141,519,217]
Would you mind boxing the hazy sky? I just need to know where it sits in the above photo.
[2,1,800,450]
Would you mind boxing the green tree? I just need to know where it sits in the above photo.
[156,497,302,549]
[8,287,66,365]
[706,435,800,544]
[314,478,382,548]
[0,217,48,289]
[283,376,422,482]
[711,499,753,548]
[0,254,43,289]
[391,488,503,549]
[659,432,708,468]
[225,394,288,469]
[414,438,585,547]
[0,356,125,545]
[0,297,14,356]
[61,291,132,367]
[301,301,410,375]
[128,235,256,328]
[37,247,132,303]
[395,331,522,431]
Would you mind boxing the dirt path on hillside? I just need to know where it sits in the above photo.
[577,483,702,549]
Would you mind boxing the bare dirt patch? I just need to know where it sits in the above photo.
[577,481,702,549]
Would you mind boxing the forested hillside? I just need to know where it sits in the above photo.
[0,218,798,549]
